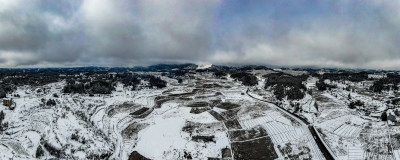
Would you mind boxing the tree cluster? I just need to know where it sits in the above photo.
[149,76,167,89]
[169,70,188,77]
[264,73,308,100]
[63,82,86,94]
[392,98,400,105]
[63,80,115,94]
[230,72,258,86]
[316,79,337,91]
[0,88,6,99]
[36,146,44,158]
[0,70,62,87]
[321,72,368,82]
[44,142,64,158]
[121,75,141,90]
[90,80,115,94]
[381,111,387,121]
[177,78,183,83]
[46,99,57,106]
[214,71,227,78]
[0,111,8,133]
[370,74,400,93]
[0,84,16,98]
[349,100,364,109]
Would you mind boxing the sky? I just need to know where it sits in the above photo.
[0,0,400,69]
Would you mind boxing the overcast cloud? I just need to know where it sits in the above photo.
[0,0,400,69]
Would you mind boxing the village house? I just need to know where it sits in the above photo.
[2,98,15,110]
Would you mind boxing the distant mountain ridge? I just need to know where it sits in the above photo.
[0,63,397,73]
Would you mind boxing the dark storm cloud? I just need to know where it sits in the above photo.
[0,0,400,69]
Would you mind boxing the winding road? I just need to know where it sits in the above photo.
[246,89,335,160]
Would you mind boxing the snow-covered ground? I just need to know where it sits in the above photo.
[135,103,229,159]
[0,72,398,160]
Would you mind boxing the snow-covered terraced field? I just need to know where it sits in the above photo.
[333,124,362,138]
[239,110,305,144]
[239,115,274,129]
[317,114,367,140]
[0,70,396,160]
[238,109,325,159]
[317,115,352,132]
[261,122,305,144]
[348,146,364,160]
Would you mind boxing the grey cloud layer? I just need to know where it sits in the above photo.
[211,1,400,69]
[0,0,399,69]
[0,0,220,67]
